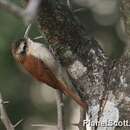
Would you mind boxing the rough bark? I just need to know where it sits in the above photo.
[0,0,129,130]
[121,0,130,56]
[36,0,130,130]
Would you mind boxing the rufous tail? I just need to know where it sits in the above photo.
[57,80,87,109]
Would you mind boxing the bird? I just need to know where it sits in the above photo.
[11,37,87,109]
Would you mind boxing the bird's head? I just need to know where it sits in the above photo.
[11,38,33,64]
[12,37,47,64]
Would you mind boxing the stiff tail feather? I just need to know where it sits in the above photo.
[57,80,87,109]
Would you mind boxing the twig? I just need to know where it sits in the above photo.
[24,24,31,38]
[0,93,23,130]
[14,119,23,128]
[24,0,42,23]
[0,0,24,18]
[28,90,66,130]
[73,8,86,13]
[72,108,86,130]
[32,123,57,128]
[0,0,42,24]
[56,90,65,130]
[67,0,71,9]
[0,93,14,130]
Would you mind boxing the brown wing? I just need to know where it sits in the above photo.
[23,55,87,108]
[23,54,60,89]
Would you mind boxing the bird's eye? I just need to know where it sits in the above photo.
[21,42,27,54]
[23,42,27,52]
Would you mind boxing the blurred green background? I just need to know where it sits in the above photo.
[0,1,74,130]
[0,0,127,130]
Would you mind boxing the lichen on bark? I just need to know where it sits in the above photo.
[36,0,130,129]
[37,0,107,100]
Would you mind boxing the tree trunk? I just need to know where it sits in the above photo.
[36,0,130,130]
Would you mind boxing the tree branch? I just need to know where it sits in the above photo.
[0,93,15,130]
[56,90,65,130]
[0,0,24,18]
[73,108,86,130]
[0,93,23,130]
[31,91,65,130]
[0,0,42,24]
[24,0,42,23]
